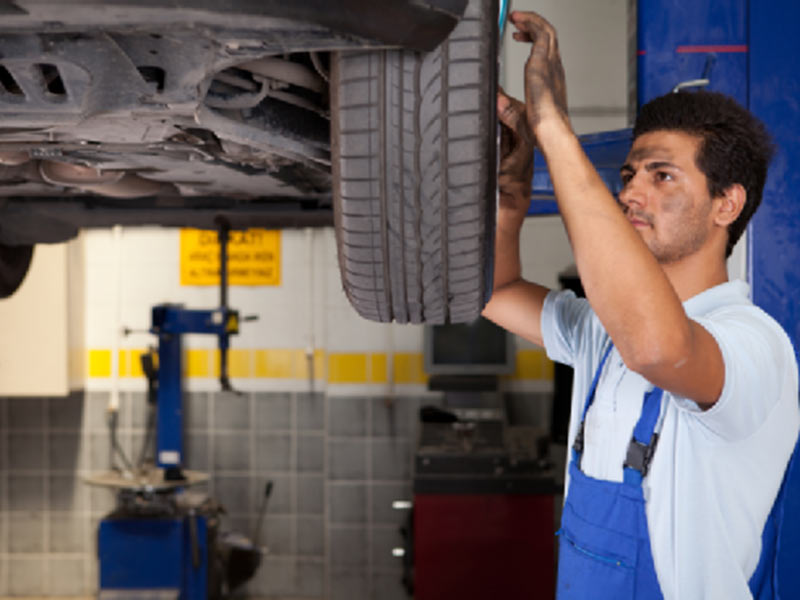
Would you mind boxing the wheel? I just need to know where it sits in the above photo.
[0,243,33,298]
[331,0,498,324]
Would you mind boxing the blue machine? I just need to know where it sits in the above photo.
[99,516,210,598]
[529,0,800,595]
[95,221,262,600]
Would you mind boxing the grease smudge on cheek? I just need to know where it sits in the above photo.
[659,192,687,215]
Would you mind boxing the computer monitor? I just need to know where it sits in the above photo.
[423,316,515,376]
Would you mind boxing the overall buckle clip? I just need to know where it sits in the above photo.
[623,433,660,477]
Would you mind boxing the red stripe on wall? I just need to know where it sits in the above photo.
[676,44,748,53]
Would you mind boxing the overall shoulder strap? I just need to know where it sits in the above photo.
[622,386,665,485]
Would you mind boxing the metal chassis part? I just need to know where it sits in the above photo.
[2,0,467,53]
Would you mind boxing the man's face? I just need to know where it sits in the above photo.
[619,130,716,264]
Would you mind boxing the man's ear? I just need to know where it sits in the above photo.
[714,183,746,227]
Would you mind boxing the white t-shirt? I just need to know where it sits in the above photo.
[542,280,800,600]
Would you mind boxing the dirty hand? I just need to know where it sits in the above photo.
[509,11,569,136]
[497,88,534,214]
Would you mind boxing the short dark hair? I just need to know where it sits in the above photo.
[633,91,774,257]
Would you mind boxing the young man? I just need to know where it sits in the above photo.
[483,11,800,599]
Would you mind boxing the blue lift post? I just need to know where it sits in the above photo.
[527,0,800,595]
[748,1,800,594]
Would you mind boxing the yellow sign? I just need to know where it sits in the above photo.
[180,228,281,286]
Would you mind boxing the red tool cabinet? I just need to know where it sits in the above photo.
[414,490,555,600]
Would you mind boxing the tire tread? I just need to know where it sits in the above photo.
[333,0,497,324]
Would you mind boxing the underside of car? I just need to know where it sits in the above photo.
[0,0,498,324]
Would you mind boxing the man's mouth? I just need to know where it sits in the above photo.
[627,212,652,228]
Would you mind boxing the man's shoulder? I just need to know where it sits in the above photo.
[542,288,607,366]
[689,280,793,352]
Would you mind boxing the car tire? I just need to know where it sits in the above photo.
[0,243,33,298]
[331,0,498,324]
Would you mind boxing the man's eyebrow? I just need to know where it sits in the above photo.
[619,160,681,173]
[644,160,681,171]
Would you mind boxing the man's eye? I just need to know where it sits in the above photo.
[656,171,673,182]
[621,173,632,185]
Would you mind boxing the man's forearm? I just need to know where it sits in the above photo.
[483,200,550,347]
[492,207,526,290]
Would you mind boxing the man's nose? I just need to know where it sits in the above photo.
[618,175,646,209]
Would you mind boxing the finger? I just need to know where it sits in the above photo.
[510,11,557,54]
[510,10,557,36]
[497,91,523,131]
[512,31,532,43]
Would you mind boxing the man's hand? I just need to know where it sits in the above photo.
[497,88,534,219]
[509,11,569,137]
[483,88,550,348]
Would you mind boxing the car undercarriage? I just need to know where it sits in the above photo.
[0,0,498,325]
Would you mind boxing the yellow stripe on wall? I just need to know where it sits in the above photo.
[228,349,252,378]
[254,349,296,378]
[186,349,210,378]
[543,354,555,380]
[293,349,327,380]
[85,348,554,382]
[370,353,388,384]
[393,353,427,384]
[88,349,111,378]
[515,349,544,379]
[117,348,147,378]
[129,349,146,378]
[515,348,555,380]
[212,348,253,378]
[328,353,368,383]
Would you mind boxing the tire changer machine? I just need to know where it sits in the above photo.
[84,221,267,599]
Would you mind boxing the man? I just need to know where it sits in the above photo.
[483,10,800,599]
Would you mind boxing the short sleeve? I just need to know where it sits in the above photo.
[541,289,595,367]
[675,308,799,441]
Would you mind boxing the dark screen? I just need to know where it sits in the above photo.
[431,316,507,367]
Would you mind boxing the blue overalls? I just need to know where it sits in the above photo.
[556,343,797,599]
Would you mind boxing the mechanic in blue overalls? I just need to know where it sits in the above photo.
[483,10,800,599]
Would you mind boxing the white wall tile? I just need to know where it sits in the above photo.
[85,304,117,348]
[389,323,425,353]
[324,306,394,353]
[82,229,115,267]
[118,227,178,267]
[84,264,118,311]
[519,216,575,290]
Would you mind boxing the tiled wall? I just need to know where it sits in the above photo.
[0,394,97,596]
[0,387,554,598]
[0,390,503,598]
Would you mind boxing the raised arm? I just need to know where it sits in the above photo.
[481,90,551,347]
[497,11,729,407]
